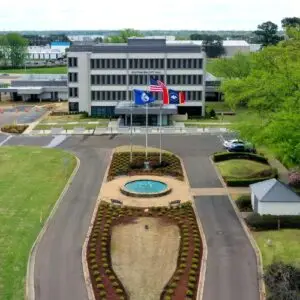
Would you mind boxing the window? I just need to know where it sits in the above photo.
[69,87,78,98]
[68,72,78,82]
[91,59,95,69]
[69,102,79,112]
[68,57,78,67]
[91,75,95,85]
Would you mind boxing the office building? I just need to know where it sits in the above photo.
[67,38,206,125]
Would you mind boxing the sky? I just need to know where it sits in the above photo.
[1,0,299,31]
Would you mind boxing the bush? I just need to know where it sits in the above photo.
[235,195,253,212]
[213,152,268,164]
[209,108,216,118]
[245,213,300,231]
[1,124,28,134]
[289,171,300,188]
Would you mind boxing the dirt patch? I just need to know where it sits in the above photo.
[111,217,180,300]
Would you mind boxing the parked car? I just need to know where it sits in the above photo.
[228,143,256,153]
[223,139,244,149]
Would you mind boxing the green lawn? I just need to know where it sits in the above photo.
[0,66,67,74]
[0,147,76,300]
[184,123,232,128]
[41,114,110,124]
[253,230,300,267]
[217,159,272,179]
[205,101,232,112]
[35,123,106,130]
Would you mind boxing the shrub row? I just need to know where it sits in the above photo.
[225,168,278,187]
[213,152,269,164]
[1,124,28,134]
[235,195,253,212]
[245,213,300,231]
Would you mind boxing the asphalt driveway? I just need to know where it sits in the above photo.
[3,135,54,147]
[195,196,260,300]
[34,144,111,300]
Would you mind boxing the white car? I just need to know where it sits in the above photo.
[223,139,244,149]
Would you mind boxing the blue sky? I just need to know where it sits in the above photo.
[1,0,299,31]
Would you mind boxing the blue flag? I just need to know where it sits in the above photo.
[169,89,180,104]
[134,89,156,105]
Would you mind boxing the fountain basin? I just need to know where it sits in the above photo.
[120,179,171,198]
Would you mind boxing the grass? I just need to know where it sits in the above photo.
[41,114,111,124]
[34,124,106,130]
[184,123,232,129]
[0,66,67,74]
[230,193,250,201]
[217,159,272,179]
[0,146,76,300]
[253,230,300,267]
[205,101,232,112]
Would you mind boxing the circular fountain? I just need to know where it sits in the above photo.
[120,179,171,198]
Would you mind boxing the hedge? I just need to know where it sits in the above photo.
[235,195,253,212]
[225,168,278,187]
[213,152,268,164]
[245,213,300,231]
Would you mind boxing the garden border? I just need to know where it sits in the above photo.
[25,155,80,300]
[209,156,266,300]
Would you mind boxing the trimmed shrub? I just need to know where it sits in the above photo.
[213,152,268,164]
[246,213,300,231]
[289,171,300,188]
[235,195,253,212]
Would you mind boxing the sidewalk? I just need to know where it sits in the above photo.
[268,157,289,184]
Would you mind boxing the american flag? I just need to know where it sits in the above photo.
[149,77,166,92]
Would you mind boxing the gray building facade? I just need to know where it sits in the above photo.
[68,38,206,123]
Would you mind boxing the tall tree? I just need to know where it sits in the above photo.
[220,36,300,167]
[5,33,28,67]
[281,17,300,28]
[208,52,252,79]
[201,35,225,58]
[104,29,143,43]
[253,21,282,47]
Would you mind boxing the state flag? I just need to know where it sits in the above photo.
[134,89,156,105]
[168,90,186,104]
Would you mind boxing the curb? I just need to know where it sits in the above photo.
[209,156,266,300]
[179,156,207,300]
[82,149,114,300]
[25,156,81,300]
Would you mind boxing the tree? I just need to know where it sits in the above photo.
[104,29,143,43]
[253,21,282,47]
[94,37,103,43]
[201,35,225,58]
[282,17,300,28]
[220,36,300,167]
[208,52,252,79]
[4,33,28,67]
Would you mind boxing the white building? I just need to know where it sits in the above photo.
[27,42,70,60]
[67,38,206,125]
[250,179,300,216]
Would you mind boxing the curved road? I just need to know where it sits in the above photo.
[33,135,259,300]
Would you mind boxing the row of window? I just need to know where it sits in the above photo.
[89,58,203,69]
[68,57,78,67]
[69,87,78,97]
[90,74,203,85]
[68,72,78,82]
[90,90,202,101]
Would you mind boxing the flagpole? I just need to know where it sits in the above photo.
[130,91,133,163]
[145,102,148,160]
[159,103,162,164]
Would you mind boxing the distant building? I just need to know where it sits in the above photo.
[50,41,71,52]
[249,44,262,52]
[67,38,206,123]
[0,74,67,102]
[26,42,70,60]
[250,179,300,215]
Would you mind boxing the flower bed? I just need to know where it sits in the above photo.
[1,124,28,134]
[107,152,184,181]
[87,202,202,300]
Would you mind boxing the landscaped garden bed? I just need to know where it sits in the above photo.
[86,202,202,300]
[107,151,184,181]
[213,152,277,186]
[1,124,28,134]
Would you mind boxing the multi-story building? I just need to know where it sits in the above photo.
[67,38,206,125]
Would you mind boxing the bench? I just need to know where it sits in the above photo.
[169,200,181,207]
[111,199,123,206]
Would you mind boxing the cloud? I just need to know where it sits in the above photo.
[1,0,300,31]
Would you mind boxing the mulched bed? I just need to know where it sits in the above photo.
[107,152,184,181]
[1,124,28,134]
[86,202,202,300]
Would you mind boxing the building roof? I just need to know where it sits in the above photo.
[166,40,249,47]
[250,179,300,203]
